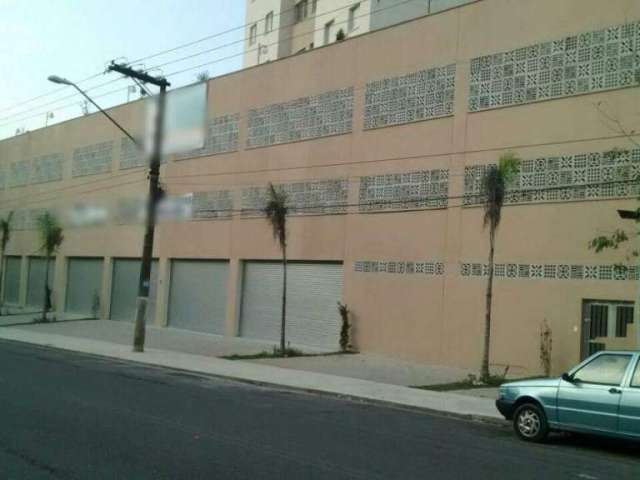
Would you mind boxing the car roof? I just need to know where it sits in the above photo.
[597,350,640,355]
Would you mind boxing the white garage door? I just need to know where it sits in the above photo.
[65,258,103,316]
[168,259,228,334]
[110,258,158,323]
[239,261,343,350]
[3,256,22,305]
[26,257,56,308]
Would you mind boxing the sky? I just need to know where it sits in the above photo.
[0,0,246,140]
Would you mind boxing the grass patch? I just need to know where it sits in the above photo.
[221,348,359,361]
[412,375,546,391]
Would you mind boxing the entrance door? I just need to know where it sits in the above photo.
[581,300,636,360]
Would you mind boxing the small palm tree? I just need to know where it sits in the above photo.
[480,153,520,381]
[263,183,288,355]
[0,211,14,314]
[36,212,64,323]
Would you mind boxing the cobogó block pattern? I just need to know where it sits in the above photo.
[177,114,240,159]
[8,160,30,188]
[72,141,113,177]
[31,153,63,184]
[247,88,353,148]
[469,20,640,112]
[359,169,449,211]
[364,64,456,129]
[354,260,445,276]
[192,190,234,219]
[461,262,637,281]
[463,148,640,205]
[241,179,349,216]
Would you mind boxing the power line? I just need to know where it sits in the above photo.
[0,0,419,129]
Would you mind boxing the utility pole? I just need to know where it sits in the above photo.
[108,62,170,352]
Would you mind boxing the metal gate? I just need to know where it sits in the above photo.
[239,261,343,349]
[65,258,103,316]
[109,258,158,323]
[26,257,56,308]
[167,259,229,334]
[3,256,21,305]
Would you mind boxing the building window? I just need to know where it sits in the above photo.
[265,11,274,33]
[324,20,334,45]
[295,0,309,22]
[249,23,257,45]
[348,3,360,32]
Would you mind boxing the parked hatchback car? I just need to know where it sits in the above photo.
[496,351,640,442]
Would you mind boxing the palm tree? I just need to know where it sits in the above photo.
[36,212,64,323]
[0,211,13,314]
[263,183,289,355]
[480,153,520,381]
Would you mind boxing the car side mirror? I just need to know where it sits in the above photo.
[561,372,574,383]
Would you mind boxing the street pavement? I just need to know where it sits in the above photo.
[1,340,639,479]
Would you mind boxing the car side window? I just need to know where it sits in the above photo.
[631,359,640,388]
[572,354,631,386]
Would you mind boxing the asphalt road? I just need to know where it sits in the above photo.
[1,340,639,480]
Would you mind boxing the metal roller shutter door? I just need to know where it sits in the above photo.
[3,256,21,305]
[110,259,158,323]
[65,258,103,315]
[26,257,56,308]
[168,260,228,334]
[240,262,343,349]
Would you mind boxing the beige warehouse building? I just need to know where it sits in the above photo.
[1,0,638,377]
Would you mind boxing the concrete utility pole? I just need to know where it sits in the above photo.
[108,62,170,353]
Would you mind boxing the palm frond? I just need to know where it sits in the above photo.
[0,211,13,251]
[36,212,64,256]
[482,153,520,230]
[263,183,288,249]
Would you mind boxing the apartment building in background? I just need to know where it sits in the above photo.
[2,0,639,377]
[244,0,475,67]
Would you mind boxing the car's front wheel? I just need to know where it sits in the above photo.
[513,403,549,442]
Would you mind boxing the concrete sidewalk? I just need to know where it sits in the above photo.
[0,325,502,423]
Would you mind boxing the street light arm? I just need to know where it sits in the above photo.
[68,83,140,147]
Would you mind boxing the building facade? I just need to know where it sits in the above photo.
[243,0,475,67]
[2,0,640,376]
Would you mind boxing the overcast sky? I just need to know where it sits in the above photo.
[0,0,246,140]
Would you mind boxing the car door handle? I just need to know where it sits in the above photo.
[609,388,622,394]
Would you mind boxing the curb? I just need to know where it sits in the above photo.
[0,335,507,427]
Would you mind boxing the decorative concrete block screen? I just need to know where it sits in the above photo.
[461,262,637,282]
[359,169,449,211]
[469,20,640,112]
[192,190,234,219]
[177,114,240,159]
[119,137,142,170]
[8,160,30,188]
[364,64,456,129]
[463,148,640,206]
[12,208,48,230]
[0,166,5,189]
[354,260,445,276]
[72,141,113,177]
[246,88,354,148]
[31,153,63,184]
[241,179,349,216]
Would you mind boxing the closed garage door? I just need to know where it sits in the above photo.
[168,260,228,334]
[3,256,22,305]
[26,257,56,308]
[65,258,103,315]
[110,258,158,323]
[240,261,343,349]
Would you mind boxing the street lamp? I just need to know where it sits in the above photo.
[47,75,139,147]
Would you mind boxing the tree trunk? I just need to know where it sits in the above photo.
[280,245,287,355]
[481,227,496,381]
[42,255,51,323]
